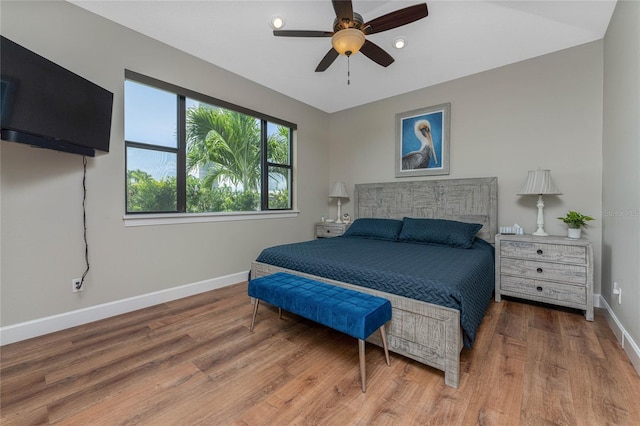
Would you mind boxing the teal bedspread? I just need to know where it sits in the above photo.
[255,236,495,348]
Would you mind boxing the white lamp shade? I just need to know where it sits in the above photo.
[329,181,349,198]
[517,170,562,195]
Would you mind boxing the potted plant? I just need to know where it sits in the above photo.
[557,211,595,239]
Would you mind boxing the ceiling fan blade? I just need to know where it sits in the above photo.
[273,30,333,37]
[360,40,395,67]
[332,0,354,29]
[315,48,340,72]
[363,4,428,34]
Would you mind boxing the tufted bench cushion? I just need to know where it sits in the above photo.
[248,272,392,392]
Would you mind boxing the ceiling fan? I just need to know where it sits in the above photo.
[273,0,429,72]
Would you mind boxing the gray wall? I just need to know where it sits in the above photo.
[0,1,330,326]
[328,41,604,294]
[602,0,640,350]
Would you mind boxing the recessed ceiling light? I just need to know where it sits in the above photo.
[393,37,407,49]
[270,15,285,30]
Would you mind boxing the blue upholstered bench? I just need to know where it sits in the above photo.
[248,272,392,392]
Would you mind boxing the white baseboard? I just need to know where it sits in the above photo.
[599,295,640,377]
[0,271,248,346]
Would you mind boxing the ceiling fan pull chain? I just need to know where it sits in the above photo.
[347,55,351,85]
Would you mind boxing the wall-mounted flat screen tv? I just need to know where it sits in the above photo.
[1,36,113,157]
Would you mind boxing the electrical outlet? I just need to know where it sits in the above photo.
[72,278,84,292]
[613,281,622,304]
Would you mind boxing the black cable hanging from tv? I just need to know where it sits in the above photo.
[80,156,90,286]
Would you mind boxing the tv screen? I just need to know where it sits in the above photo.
[0,36,113,156]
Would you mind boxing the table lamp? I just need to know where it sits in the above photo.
[329,182,349,223]
[517,170,562,236]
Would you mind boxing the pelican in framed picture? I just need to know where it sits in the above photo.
[395,103,450,177]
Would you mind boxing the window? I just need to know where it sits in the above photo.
[124,71,295,215]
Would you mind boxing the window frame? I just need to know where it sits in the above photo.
[261,123,293,211]
[124,70,296,216]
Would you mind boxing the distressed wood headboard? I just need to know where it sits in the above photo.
[353,177,498,244]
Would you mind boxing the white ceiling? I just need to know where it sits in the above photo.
[70,0,616,113]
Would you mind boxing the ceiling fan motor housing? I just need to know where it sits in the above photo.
[333,12,364,32]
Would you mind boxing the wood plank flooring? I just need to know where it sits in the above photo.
[2,282,639,425]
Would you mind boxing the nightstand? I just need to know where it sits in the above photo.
[315,222,350,238]
[495,234,594,321]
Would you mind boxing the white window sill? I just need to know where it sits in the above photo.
[123,210,300,227]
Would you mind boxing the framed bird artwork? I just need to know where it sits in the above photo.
[395,103,450,177]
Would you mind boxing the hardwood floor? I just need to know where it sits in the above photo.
[2,282,639,425]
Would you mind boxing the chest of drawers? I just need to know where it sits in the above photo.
[315,222,350,238]
[495,234,593,321]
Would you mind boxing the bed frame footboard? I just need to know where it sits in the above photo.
[251,261,463,388]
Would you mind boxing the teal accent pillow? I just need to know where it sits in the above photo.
[399,217,483,248]
[343,218,403,241]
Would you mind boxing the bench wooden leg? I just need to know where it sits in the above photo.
[358,339,366,393]
[380,325,390,366]
[250,299,260,332]
[359,325,392,393]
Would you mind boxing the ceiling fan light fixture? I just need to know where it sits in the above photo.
[269,15,285,30]
[393,37,407,49]
[331,29,365,56]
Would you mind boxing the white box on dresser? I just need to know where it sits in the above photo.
[495,234,594,321]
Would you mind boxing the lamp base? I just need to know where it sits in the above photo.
[532,194,549,237]
[532,228,548,237]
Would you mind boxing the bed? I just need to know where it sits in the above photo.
[251,177,498,388]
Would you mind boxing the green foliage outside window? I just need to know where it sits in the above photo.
[127,170,177,212]
[127,171,289,213]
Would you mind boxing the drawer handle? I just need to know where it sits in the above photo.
[326,230,330,233]
[537,249,543,255]
[536,267,543,273]
[536,286,543,292]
